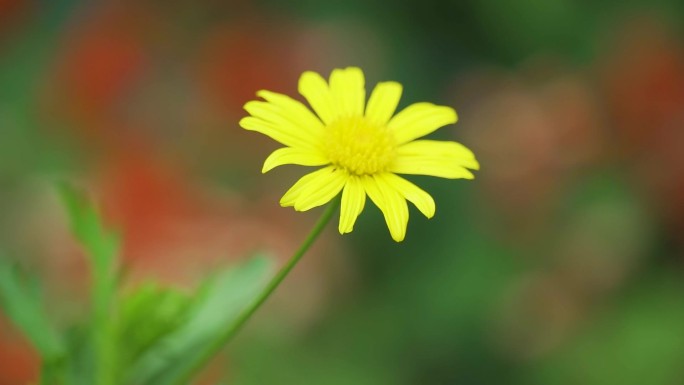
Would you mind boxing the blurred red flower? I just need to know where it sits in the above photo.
[600,15,684,237]
[0,316,39,385]
[49,3,149,143]
[451,63,604,242]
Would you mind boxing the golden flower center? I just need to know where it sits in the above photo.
[324,116,396,176]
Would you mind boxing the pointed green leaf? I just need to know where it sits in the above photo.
[58,182,119,273]
[58,182,121,385]
[125,255,275,385]
[0,255,65,360]
[117,283,193,371]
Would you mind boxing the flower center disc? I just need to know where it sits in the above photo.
[325,116,396,176]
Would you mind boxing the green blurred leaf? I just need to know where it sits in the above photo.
[0,255,64,360]
[58,183,119,273]
[125,255,275,385]
[117,283,193,371]
[61,323,96,385]
[528,276,684,385]
[58,182,121,385]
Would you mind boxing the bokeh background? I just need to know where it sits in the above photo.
[2,0,684,384]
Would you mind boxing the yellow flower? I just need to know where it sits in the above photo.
[240,67,479,241]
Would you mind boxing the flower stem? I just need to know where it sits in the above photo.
[175,198,340,385]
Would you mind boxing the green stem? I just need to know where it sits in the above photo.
[175,198,341,385]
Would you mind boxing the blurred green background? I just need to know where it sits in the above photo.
[2,0,684,384]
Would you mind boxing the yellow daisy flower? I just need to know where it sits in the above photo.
[240,67,479,242]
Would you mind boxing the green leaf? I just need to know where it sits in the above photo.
[58,183,119,274]
[117,283,193,371]
[0,255,65,360]
[58,182,121,385]
[125,255,275,385]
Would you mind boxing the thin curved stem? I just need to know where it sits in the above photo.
[175,198,340,385]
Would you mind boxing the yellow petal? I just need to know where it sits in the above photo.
[298,71,336,125]
[365,81,402,125]
[399,140,478,166]
[239,117,312,149]
[379,173,435,218]
[262,147,330,173]
[398,139,479,169]
[256,90,325,136]
[388,102,457,144]
[363,175,408,242]
[287,167,347,212]
[339,175,366,234]
[392,161,474,179]
[329,67,365,118]
[280,167,330,207]
[391,140,479,179]
[242,101,323,150]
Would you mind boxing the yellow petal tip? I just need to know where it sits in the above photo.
[446,107,458,124]
[255,89,270,98]
[279,197,295,207]
[298,71,323,89]
[238,117,252,130]
[243,100,257,110]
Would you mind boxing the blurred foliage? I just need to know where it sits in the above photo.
[1,0,684,384]
[528,277,684,385]
[127,256,273,385]
[0,258,64,362]
[1,185,275,384]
